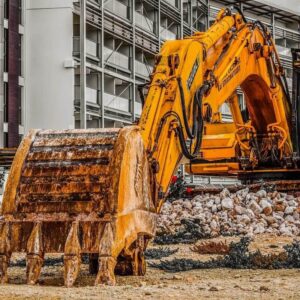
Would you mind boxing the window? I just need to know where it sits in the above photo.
[3,83,8,123]
[4,29,8,73]
[4,0,8,19]
[19,35,23,76]
[19,0,23,25]
[19,87,23,125]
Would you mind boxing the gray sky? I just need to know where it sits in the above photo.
[256,0,300,16]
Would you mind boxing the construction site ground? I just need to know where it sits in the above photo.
[1,234,300,300]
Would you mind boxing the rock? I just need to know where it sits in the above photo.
[288,200,297,207]
[221,197,234,210]
[263,216,276,225]
[275,198,285,204]
[248,200,262,215]
[262,206,273,216]
[293,211,300,221]
[183,201,192,210]
[214,197,221,205]
[254,223,265,234]
[236,214,251,224]
[157,186,300,239]
[260,199,270,209]
[235,205,246,215]
[259,286,270,292]
[210,220,218,230]
[220,188,230,199]
[206,200,214,208]
[139,281,147,287]
[279,224,293,236]
[256,190,267,199]
[274,203,286,212]
[285,215,294,223]
[173,275,183,280]
[211,205,217,213]
[284,206,295,215]
[245,208,255,219]
[209,286,220,292]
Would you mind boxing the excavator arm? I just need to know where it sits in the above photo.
[139,7,293,194]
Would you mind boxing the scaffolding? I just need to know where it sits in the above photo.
[72,0,300,129]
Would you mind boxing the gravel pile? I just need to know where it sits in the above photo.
[157,188,300,238]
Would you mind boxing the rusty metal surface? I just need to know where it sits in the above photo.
[185,180,300,197]
[16,129,119,215]
[191,241,230,255]
[0,126,157,287]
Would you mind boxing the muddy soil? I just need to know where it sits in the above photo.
[1,234,300,300]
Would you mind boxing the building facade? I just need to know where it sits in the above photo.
[0,0,24,148]
[0,0,299,148]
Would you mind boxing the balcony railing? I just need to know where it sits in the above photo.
[104,92,130,112]
[275,26,300,43]
[103,47,129,69]
[73,37,98,58]
[75,86,98,104]
[135,60,153,77]
[135,11,154,33]
[276,45,292,57]
[87,39,97,57]
[104,0,128,19]
[134,101,142,115]
[160,27,177,40]
[164,0,177,8]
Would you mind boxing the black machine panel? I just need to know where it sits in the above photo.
[292,49,300,156]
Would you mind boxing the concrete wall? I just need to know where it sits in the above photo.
[24,0,75,132]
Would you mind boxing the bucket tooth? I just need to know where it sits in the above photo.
[95,223,116,286]
[26,223,44,285]
[64,222,81,287]
[0,223,11,284]
[95,256,117,286]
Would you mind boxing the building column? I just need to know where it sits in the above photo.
[131,0,136,122]
[100,0,105,128]
[8,0,20,147]
[0,0,4,147]
[80,0,87,129]
[271,13,276,41]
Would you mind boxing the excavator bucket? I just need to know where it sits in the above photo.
[0,126,157,286]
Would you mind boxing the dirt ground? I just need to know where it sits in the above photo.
[1,234,300,300]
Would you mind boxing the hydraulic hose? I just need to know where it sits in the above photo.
[177,77,195,139]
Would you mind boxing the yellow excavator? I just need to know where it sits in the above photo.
[1,7,300,287]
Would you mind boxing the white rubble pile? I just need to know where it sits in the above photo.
[157,188,300,237]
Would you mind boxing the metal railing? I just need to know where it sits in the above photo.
[160,26,177,40]
[103,47,129,69]
[104,0,128,19]
[164,0,177,8]
[135,11,154,33]
[104,92,130,112]
[75,86,98,104]
[135,60,153,77]
[134,101,142,115]
[73,37,98,57]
